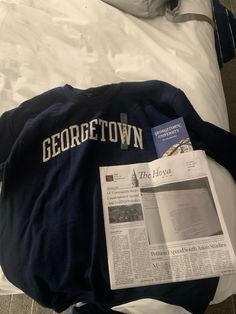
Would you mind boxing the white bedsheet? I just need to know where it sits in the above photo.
[0,0,235,312]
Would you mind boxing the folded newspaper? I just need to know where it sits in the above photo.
[99,150,236,289]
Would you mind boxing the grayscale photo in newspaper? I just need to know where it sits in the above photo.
[99,150,236,290]
[142,178,223,245]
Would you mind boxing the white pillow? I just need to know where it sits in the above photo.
[101,0,171,18]
[101,0,214,27]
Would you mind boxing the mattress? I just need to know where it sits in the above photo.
[0,0,235,312]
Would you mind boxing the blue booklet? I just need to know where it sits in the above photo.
[151,117,193,158]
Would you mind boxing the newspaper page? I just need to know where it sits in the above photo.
[99,150,236,290]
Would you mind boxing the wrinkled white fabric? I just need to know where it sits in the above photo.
[74,299,191,314]
[113,298,191,314]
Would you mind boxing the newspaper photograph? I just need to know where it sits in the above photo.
[99,150,236,290]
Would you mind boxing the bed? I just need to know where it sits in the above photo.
[0,0,235,313]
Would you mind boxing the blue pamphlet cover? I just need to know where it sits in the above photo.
[151,117,193,158]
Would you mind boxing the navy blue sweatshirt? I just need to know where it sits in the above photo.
[0,81,235,313]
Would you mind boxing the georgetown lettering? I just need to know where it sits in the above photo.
[42,118,144,162]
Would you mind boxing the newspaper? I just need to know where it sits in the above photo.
[99,150,236,290]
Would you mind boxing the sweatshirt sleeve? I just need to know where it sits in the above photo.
[172,89,236,181]
[0,86,68,179]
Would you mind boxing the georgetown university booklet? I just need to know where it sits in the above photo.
[99,150,236,289]
[151,117,193,157]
